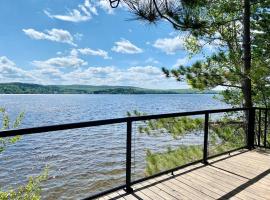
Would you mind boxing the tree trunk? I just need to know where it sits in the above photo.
[242,0,252,108]
[242,0,254,149]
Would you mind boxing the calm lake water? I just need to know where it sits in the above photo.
[0,94,228,199]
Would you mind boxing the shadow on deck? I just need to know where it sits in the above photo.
[99,149,270,200]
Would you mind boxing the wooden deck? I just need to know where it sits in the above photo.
[99,149,270,200]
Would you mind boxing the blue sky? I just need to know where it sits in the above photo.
[0,0,210,89]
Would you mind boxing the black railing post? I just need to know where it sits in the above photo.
[258,109,261,147]
[247,107,255,150]
[125,120,133,193]
[264,109,268,148]
[203,113,209,164]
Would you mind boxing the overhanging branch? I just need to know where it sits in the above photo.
[109,0,121,8]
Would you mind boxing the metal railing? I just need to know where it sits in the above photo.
[254,107,269,148]
[0,107,268,199]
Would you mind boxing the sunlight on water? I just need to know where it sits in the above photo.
[0,94,228,199]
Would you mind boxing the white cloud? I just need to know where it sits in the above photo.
[0,56,187,89]
[169,31,178,36]
[112,39,143,54]
[0,56,37,82]
[74,33,83,41]
[96,0,127,14]
[82,0,98,15]
[173,58,189,68]
[77,48,111,59]
[198,33,226,51]
[153,36,185,55]
[0,57,165,87]
[44,0,97,23]
[64,66,117,83]
[57,64,163,87]
[23,28,76,46]
[97,0,115,14]
[128,66,161,74]
[32,52,87,69]
[32,66,64,82]
[145,57,160,64]
[62,65,165,87]
[44,0,128,22]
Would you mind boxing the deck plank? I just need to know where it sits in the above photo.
[199,166,270,195]
[100,149,270,200]
[191,167,268,200]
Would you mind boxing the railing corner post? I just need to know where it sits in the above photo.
[247,107,255,150]
[125,120,134,193]
[203,112,209,164]
[264,109,268,148]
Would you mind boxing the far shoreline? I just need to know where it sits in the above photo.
[0,82,219,95]
[0,93,218,95]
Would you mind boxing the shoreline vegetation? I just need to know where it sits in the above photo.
[0,82,218,94]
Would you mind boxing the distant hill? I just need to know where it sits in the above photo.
[0,83,218,94]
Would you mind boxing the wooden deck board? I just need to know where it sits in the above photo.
[100,149,270,200]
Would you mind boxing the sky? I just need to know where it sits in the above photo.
[0,0,210,89]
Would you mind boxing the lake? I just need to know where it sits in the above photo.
[0,94,228,199]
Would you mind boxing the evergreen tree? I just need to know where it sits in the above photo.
[117,0,270,107]
[117,0,270,175]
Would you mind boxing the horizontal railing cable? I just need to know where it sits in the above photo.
[1,107,268,200]
[0,107,249,138]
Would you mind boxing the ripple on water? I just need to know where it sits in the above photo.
[0,94,228,199]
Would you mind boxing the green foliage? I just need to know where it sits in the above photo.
[124,0,270,108]
[123,0,269,177]
[184,35,201,55]
[129,110,246,175]
[145,145,202,176]
[208,117,246,155]
[0,108,24,153]
[171,1,269,107]
[0,167,48,200]
[128,110,203,139]
[0,108,48,200]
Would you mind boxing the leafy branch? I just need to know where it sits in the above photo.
[0,108,24,153]
[129,110,246,175]
[0,107,48,200]
[0,167,49,200]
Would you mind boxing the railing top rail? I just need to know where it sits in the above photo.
[0,107,249,138]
